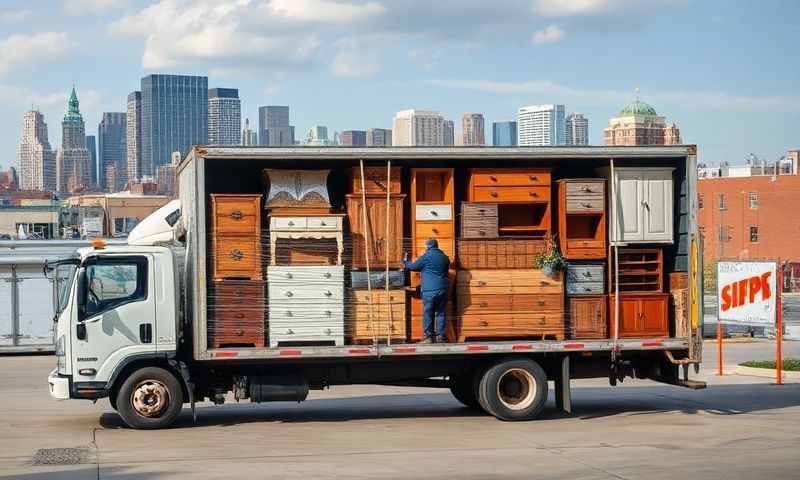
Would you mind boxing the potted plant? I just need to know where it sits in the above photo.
[533,237,567,277]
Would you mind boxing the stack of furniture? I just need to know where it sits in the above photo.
[565,262,606,338]
[608,248,669,338]
[346,165,407,343]
[209,194,265,348]
[264,169,345,347]
[557,179,606,259]
[467,168,552,237]
[409,168,456,341]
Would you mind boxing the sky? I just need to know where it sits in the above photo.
[1,0,798,170]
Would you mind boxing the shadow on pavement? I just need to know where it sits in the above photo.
[97,382,800,430]
[0,466,165,480]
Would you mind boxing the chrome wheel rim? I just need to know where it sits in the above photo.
[131,380,170,418]
[496,368,536,411]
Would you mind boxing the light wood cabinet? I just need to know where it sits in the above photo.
[608,293,669,338]
[346,194,405,269]
[211,194,262,280]
[411,168,455,264]
[602,167,674,244]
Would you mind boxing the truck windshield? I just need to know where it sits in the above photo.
[55,263,78,314]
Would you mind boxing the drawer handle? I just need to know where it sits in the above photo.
[320,221,327,226]
[529,175,538,181]
[324,272,332,279]
[285,291,294,297]
[479,302,488,307]
[480,321,489,327]
[582,203,592,208]
[529,191,539,197]
[478,208,486,213]
[539,281,550,286]
[230,209,243,220]
[229,249,244,261]
[430,210,439,216]
[285,310,293,317]
[581,186,592,193]
[287,220,295,226]
[324,290,332,297]
[234,289,243,295]
[489,191,498,198]
[477,280,487,286]
[489,175,498,182]
[584,287,592,292]
[432,228,439,233]
[325,310,332,316]
[236,329,244,336]
[479,230,486,236]
[324,328,332,335]
[285,272,293,279]
[537,300,545,306]
[235,313,244,319]
[286,329,294,334]
[538,317,546,326]
[583,272,592,277]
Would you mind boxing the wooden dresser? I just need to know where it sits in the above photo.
[208,280,266,348]
[557,179,606,259]
[268,214,345,266]
[467,168,552,237]
[346,194,405,269]
[410,168,455,262]
[267,265,345,347]
[456,269,565,341]
[350,289,407,343]
[211,194,263,280]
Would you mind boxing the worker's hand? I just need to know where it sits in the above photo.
[403,252,409,262]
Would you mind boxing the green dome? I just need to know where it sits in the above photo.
[620,99,657,116]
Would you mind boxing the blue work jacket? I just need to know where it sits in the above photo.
[403,247,450,292]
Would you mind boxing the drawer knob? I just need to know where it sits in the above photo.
[320,221,327,226]
[324,328,332,335]
[479,302,488,307]
[581,186,591,193]
[234,289,243,295]
[324,272,332,278]
[529,175,538,181]
[230,210,243,220]
[489,191,498,197]
[479,230,486,236]
[229,249,244,261]
[285,272,293,279]
[286,329,294,334]
[489,175,497,182]
[538,317,546,326]
[285,310,293,316]
[537,300,545,306]
[582,203,592,208]
[236,329,244,336]
[529,191,539,197]
[583,272,592,277]
[285,291,294,297]
[430,210,438,216]
[480,321,489,327]
[432,228,439,233]
[325,310,332,316]
[287,220,295,226]
[324,290,332,297]
[584,287,591,292]
[235,313,244,319]
[477,280,487,286]
[540,281,549,286]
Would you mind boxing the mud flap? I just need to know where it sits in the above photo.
[554,355,572,414]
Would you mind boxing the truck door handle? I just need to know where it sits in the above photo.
[139,323,153,344]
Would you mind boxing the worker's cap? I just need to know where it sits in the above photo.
[425,238,438,249]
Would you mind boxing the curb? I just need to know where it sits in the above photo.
[733,365,800,381]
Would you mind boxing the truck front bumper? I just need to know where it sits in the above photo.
[48,369,70,400]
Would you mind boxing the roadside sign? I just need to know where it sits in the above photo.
[717,261,776,326]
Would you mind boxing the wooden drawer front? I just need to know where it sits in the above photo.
[510,270,563,289]
[512,294,564,312]
[352,289,406,305]
[352,166,402,194]
[351,318,406,340]
[566,282,604,295]
[215,211,259,235]
[415,221,453,238]
[413,239,455,259]
[472,186,550,203]
[566,196,604,213]
[415,204,453,221]
[457,270,513,288]
[267,266,344,283]
[269,324,344,338]
[456,294,512,315]
[461,227,499,239]
[306,216,342,230]
[471,170,551,187]
[567,264,604,283]
[566,239,605,250]
[213,238,261,279]
[459,314,513,333]
[461,212,499,239]
[213,306,265,323]
[269,284,344,301]
[213,280,265,299]
[565,181,604,196]
[512,312,564,329]
[457,239,546,269]
[212,194,260,235]
[269,305,344,322]
[461,202,498,217]
[271,216,307,229]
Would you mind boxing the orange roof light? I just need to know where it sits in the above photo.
[91,239,106,249]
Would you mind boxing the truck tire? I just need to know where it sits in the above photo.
[449,375,479,409]
[115,367,183,429]
[476,358,548,421]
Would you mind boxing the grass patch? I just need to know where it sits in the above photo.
[740,359,800,371]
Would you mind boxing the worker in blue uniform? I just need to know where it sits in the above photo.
[403,239,450,343]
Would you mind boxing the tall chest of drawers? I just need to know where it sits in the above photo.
[267,265,345,347]
[410,168,455,263]
[557,179,606,259]
[211,194,263,280]
[208,280,266,348]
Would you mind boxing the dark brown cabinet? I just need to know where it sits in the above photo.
[608,294,669,338]
[569,296,606,339]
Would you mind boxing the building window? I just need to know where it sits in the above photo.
[748,192,758,210]
[750,226,759,243]
[699,194,704,209]
[718,194,726,211]
[719,225,729,242]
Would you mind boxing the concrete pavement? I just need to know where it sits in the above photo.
[1,345,799,479]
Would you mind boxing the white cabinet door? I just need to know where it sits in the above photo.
[642,171,673,242]
[614,170,644,242]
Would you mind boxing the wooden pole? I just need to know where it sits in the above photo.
[359,160,376,345]
[776,261,783,385]
[610,158,620,361]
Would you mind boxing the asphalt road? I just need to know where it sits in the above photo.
[1,341,799,480]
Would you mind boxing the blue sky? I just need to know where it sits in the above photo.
[1,0,798,170]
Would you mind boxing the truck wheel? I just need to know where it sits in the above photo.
[115,367,183,429]
[476,359,548,421]
[449,375,479,409]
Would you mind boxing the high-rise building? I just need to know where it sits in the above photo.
[241,118,257,146]
[461,113,485,146]
[340,130,367,146]
[517,104,566,146]
[306,125,334,146]
[392,110,445,146]
[57,87,91,192]
[16,110,56,191]
[492,121,517,146]
[565,113,589,146]
[99,112,127,191]
[140,74,208,177]
[208,88,241,145]
[603,98,682,146]
[126,91,142,183]
[258,105,295,146]
[366,128,392,147]
[86,135,97,186]
[443,120,454,146]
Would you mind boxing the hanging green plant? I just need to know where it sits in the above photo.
[533,235,567,276]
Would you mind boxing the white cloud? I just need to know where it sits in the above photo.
[63,0,129,15]
[331,39,379,78]
[0,32,71,77]
[0,10,32,23]
[428,79,800,113]
[532,25,565,44]
[533,0,684,17]
[268,0,385,24]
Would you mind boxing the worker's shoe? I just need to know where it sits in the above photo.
[420,337,434,344]
[436,336,448,343]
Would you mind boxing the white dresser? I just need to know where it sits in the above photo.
[267,265,345,347]
[268,214,345,265]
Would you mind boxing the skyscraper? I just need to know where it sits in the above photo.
[208,88,241,145]
[86,135,97,186]
[443,119,455,146]
[258,106,295,146]
[461,113,485,146]
[306,125,334,145]
[57,87,91,192]
[99,112,127,191]
[241,118,257,146]
[340,130,367,146]
[565,113,589,145]
[16,110,55,191]
[140,74,208,177]
[126,91,142,183]
[366,128,392,146]
[392,110,445,146]
[492,121,517,146]
[517,104,566,146]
